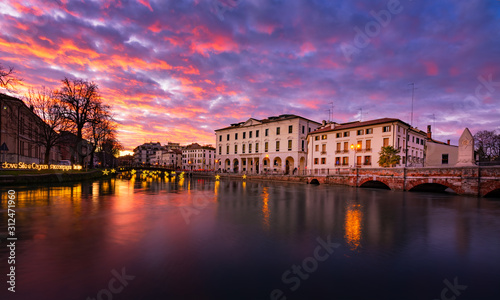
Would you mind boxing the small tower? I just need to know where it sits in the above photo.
[456,128,475,166]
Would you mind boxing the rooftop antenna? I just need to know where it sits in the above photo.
[325,109,331,122]
[330,102,334,121]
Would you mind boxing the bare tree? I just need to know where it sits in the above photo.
[24,87,70,164]
[0,63,22,90]
[474,130,500,161]
[56,77,102,165]
[85,102,114,168]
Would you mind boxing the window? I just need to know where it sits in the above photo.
[336,133,341,138]
[321,144,326,153]
[289,125,293,133]
[234,145,238,154]
[366,140,371,150]
[227,134,230,141]
[226,145,229,154]
[276,127,280,135]
[366,128,373,134]
[242,144,246,153]
[276,141,280,151]
[219,146,221,155]
[397,138,400,148]
[416,137,419,144]
[301,140,305,151]
[243,132,246,139]
[398,126,401,132]
[412,136,415,143]
[321,158,326,164]
[315,136,320,141]
[249,131,252,138]
[442,154,449,164]
[256,143,259,152]
[315,145,319,151]
[265,129,269,136]
[249,144,252,153]
[403,156,406,164]
[219,135,222,142]
[336,143,341,152]
[314,158,319,164]
[383,126,391,132]
[256,130,259,137]
[343,142,348,151]
[264,159,268,166]
[383,138,389,147]
[335,157,340,165]
[344,131,350,137]
[302,126,305,134]
[364,156,371,165]
[357,140,362,148]
[235,133,238,140]
[357,129,363,135]
[308,128,311,132]
[421,139,424,145]
[265,142,268,152]
[342,157,349,166]
[321,134,327,140]
[288,140,292,151]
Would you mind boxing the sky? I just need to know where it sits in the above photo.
[1,0,499,153]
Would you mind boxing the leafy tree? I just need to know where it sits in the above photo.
[24,87,70,164]
[378,146,401,167]
[0,63,22,90]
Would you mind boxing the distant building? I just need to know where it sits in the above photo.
[133,142,162,165]
[424,125,459,167]
[0,92,60,164]
[155,148,182,169]
[307,118,427,172]
[182,143,216,171]
[215,114,321,174]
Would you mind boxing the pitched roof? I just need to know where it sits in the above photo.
[215,114,321,131]
[309,118,407,134]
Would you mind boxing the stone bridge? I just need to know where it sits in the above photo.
[306,166,500,197]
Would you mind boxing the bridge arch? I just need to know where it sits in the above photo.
[310,178,320,185]
[359,178,391,190]
[406,179,462,194]
[483,183,500,198]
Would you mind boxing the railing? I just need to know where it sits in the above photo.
[321,151,327,155]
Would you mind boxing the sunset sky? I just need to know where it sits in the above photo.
[1,0,499,153]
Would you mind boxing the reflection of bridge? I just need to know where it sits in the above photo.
[306,166,500,197]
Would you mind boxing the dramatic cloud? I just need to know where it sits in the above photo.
[1,0,499,151]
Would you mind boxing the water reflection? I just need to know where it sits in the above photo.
[1,178,500,300]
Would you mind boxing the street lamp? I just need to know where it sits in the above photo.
[350,143,361,167]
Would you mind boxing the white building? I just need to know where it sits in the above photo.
[307,118,427,173]
[215,114,321,174]
[182,143,216,171]
[154,149,182,169]
[424,125,459,167]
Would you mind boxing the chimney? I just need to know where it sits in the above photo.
[322,120,326,127]
[447,140,450,145]
[29,105,34,111]
[427,125,432,140]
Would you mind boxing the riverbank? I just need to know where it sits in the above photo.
[0,169,110,185]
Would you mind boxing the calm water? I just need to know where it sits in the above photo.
[1,176,500,300]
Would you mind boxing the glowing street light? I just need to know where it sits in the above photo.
[350,143,361,167]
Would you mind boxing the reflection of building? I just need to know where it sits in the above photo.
[215,114,321,174]
[0,93,60,164]
[182,143,216,171]
[307,118,427,171]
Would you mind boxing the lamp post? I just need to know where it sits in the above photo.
[215,159,219,173]
[350,143,361,168]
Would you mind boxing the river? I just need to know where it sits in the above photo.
[1,176,499,299]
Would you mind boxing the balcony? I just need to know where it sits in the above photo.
[335,150,342,154]
[320,151,327,155]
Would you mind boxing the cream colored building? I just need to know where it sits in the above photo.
[154,149,182,169]
[182,143,216,171]
[307,118,427,173]
[215,114,321,174]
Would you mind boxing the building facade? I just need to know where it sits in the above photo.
[215,114,321,174]
[133,142,162,165]
[182,143,216,171]
[155,149,182,169]
[307,118,427,173]
[0,93,60,164]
